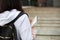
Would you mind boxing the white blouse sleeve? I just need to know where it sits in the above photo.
[20,14,33,40]
[14,14,33,40]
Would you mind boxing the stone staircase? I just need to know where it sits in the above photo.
[23,6,60,40]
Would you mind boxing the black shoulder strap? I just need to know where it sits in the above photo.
[6,12,28,25]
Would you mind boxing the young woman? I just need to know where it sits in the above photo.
[0,0,33,40]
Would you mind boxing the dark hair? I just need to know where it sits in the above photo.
[0,0,23,13]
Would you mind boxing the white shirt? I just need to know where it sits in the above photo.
[14,14,33,40]
[0,9,33,40]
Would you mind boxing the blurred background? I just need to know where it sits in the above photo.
[21,0,60,40]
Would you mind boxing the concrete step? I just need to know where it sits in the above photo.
[34,27,60,35]
[29,13,60,17]
[38,21,60,24]
[38,17,60,21]
[34,24,60,27]
[36,36,60,40]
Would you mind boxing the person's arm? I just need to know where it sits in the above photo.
[30,18,36,39]
[20,14,33,40]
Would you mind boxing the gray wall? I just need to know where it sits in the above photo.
[53,0,60,7]
[47,0,53,7]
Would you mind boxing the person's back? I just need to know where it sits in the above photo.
[0,0,33,40]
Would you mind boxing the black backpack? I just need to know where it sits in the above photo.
[0,12,28,40]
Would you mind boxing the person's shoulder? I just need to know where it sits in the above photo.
[22,14,28,18]
[21,12,29,17]
[20,12,29,18]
